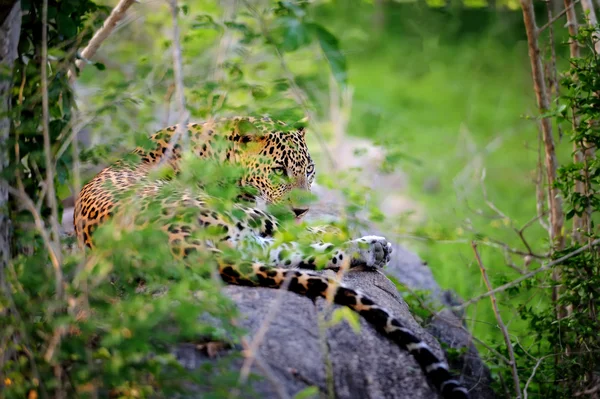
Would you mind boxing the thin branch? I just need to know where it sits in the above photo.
[574,384,600,397]
[472,242,521,399]
[456,238,600,311]
[545,0,563,141]
[2,183,62,291]
[562,0,587,244]
[537,0,581,33]
[250,352,290,399]
[155,0,189,167]
[41,0,64,297]
[535,129,550,232]
[168,0,188,146]
[523,355,548,399]
[238,271,293,384]
[576,0,598,244]
[520,0,565,250]
[564,0,581,59]
[397,279,512,365]
[68,0,137,81]
[242,0,336,169]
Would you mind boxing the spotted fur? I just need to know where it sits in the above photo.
[74,116,469,399]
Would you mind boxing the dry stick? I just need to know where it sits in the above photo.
[67,0,136,81]
[41,0,64,299]
[242,0,336,169]
[563,1,599,391]
[535,130,550,233]
[521,0,566,331]
[562,0,586,244]
[523,355,550,399]
[456,238,600,311]
[538,0,581,32]
[471,242,521,399]
[398,278,512,366]
[522,0,564,250]
[3,185,61,278]
[167,0,188,145]
[155,0,189,168]
[237,272,294,385]
[576,0,598,243]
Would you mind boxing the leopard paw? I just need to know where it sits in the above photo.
[348,235,393,269]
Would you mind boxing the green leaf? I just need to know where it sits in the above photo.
[293,386,319,399]
[308,23,347,87]
[57,12,77,37]
[330,307,361,333]
[275,17,311,52]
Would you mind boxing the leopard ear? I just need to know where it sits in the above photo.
[233,119,265,143]
[294,116,310,136]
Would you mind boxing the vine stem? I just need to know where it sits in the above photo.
[455,238,600,311]
[471,242,521,399]
[41,0,64,298]
[154,0,189,168]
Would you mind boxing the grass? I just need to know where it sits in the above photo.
[326,7,573,343]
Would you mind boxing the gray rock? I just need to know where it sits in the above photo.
[177,269,444,399]
[174,184,495,399]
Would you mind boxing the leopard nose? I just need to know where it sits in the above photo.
[293,208,309,218]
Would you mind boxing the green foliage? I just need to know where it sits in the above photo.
[490,25,600,397]
[7,0,107,208]
[1,1,355,397]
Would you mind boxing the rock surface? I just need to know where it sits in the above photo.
[173,184,495,399]
[177,270,446,399]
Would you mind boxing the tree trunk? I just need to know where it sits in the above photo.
[0,0,21,280]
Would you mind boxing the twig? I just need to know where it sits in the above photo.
[523,355,548,399]
[251,353,290,399]
[41,0,64,298]
[564,0,581,58]
[520,0,565,250]
[537,0,581,33]
[544,0,563,141]
[68,0,137,81]
[396,279,512,365]
[576,0,598,245]
[471,242,521,398]
[155,0,189,167]
[242,0,336,169]
[562,0,587,244]
[574,383,600,397]
[535,129,550,233]
[456,238,600,311]
[317,308,335,399]
[238,271,294,384]
[479,168,547,261]
[2,184,62,291]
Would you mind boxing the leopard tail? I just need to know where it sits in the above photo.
[218,262,470,399]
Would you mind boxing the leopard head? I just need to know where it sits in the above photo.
[231,119,316,218]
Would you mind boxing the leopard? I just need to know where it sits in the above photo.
[74,116,469,399]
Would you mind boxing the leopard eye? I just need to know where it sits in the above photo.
[272,166,287,177]
[306,163,315,175]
